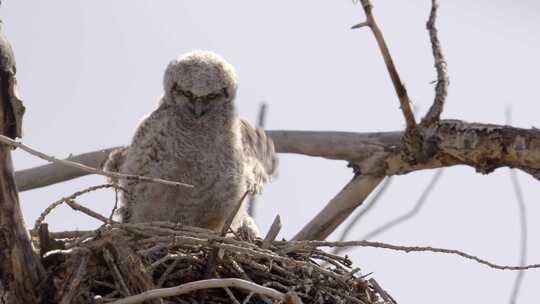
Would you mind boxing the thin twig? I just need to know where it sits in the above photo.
[221,191,249,237]
[361,169,443,241]
[335,177,392,245]
[107,278,288,304]
[59,253,90,304]
[422,0,449,125]
[0,134,193,189]
[103,249,131,297]
[33,184,120,231]
[295,240,540,271]
[65,199,113,224]
[354,0,416,130]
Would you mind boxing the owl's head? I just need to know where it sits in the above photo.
[162,50,238,119]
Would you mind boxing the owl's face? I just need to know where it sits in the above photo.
[163,51,238,119]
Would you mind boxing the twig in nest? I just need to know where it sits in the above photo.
[59,253,90,304]
[65,199,113,224]
[33,183,119,231]
[0,134,193,189]
[353,0,416,130]
[107,278,291,304]
[422,0,450,125]
[262,215,282,249]
[103,249,132,297]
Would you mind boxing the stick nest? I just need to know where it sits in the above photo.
[36,222,389,304]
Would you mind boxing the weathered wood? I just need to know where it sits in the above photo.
[104,235,162,304]
[0,26,43,304]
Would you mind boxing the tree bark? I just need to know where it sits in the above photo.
[0,27,43,304]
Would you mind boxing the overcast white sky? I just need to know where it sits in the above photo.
[2,1,540,303]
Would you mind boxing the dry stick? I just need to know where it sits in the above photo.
[33,183,119,231]
[292,174,384,241]
[368,278,396,304]
[298,240,540,271]
[360,169,443,240]
[103,249,132,297]
[353,0,416,130]
[422,0,449,125]
[261,215,282,249]
[335,177,392,245]
[107,278,288,304]
[506,109,528,304]
[247,101,268,218]
[65,199,113,224]
[0,134,193,189]
[203,191,250,298]
[59,254,89,304]
[15,146,120,191]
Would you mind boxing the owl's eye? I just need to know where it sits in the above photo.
[206,93,218,100]
[179,89,195,99]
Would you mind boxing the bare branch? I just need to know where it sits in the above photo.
[107,278,290,304]
[65,199,113,224]
[261,215,282,249]
[15,147,119,191]
[59,253,89,304]
[292,174,384,241]
[293,240,540,271]
[422,0,450,125]
[355,0,416,130]
[14,120,540,192]
[0,134,193,189]
[335,177,392,245]
[33,183,120,231]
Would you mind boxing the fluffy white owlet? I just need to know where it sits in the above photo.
[105,51,276,237]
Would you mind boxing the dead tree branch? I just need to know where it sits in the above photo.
[352,0,416,130]
[17,119,540,192]
[292,173,384,241]
[422,0,449,125]
[15,147,119,191]
[335,177,392,245]
[295,240,540,271]
[0,26,44,304]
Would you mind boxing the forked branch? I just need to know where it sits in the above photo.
[422,0,449,125]
[353,0,417,130]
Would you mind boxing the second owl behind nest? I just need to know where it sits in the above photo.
[104,50,277,238]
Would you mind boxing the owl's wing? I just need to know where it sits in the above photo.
[102,147,129,184]
[240,119,277,193]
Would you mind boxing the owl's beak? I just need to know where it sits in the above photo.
[190,99,209,118]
